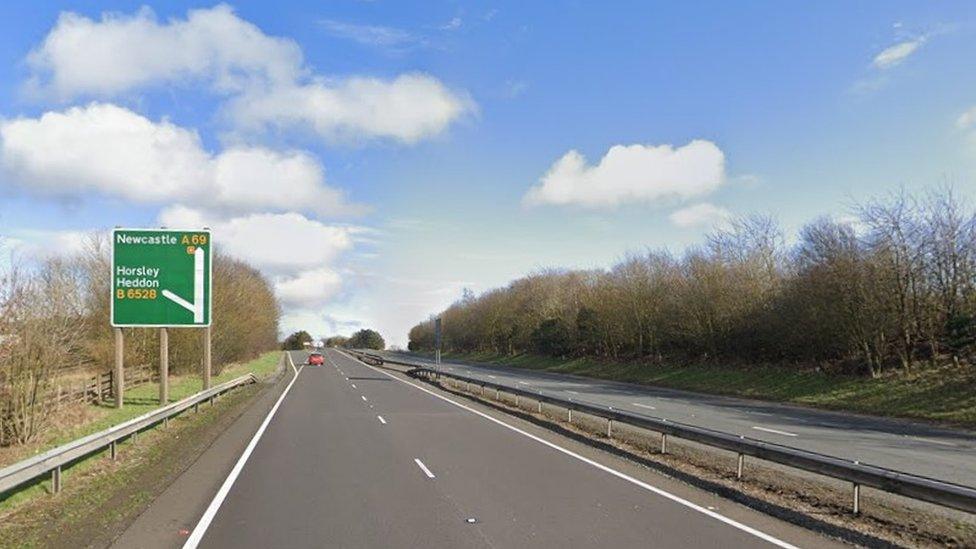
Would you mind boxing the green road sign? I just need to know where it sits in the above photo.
[111,228,212,327]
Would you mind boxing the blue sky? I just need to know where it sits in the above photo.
[1,1,975,346]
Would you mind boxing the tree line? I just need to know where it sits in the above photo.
[0,235,280,444]
[281,328,386,351]
[409,188,976,378]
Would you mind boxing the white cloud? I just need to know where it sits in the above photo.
[25,5,473,144]
[26,5,303,100]
[0,103,356,215]
[873,38,925,69]
[227,74,474,144]
[159,206,359,327]
[4,228,94,258]
[669,203,732,228]
[158,208,354,274]
[320,19,418,48]
[524,140,726,209]
[440,17,462,31]
[956,106,976,129]
[275,267,342,307]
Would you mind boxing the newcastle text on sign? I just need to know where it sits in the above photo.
[111,228,212,327]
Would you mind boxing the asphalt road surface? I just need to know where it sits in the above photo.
[177,350,836,548]
[379,350,976,488]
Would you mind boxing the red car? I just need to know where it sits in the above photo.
[307,352,325,366]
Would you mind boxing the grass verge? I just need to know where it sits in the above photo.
[0,380,263,548]
[0,351,281,510]
[441,351,976,429]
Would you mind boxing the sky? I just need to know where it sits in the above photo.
[1,1,975,347]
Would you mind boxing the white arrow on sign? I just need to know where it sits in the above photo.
[162,247,205,323]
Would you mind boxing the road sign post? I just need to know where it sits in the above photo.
[114,328,124,408]
[204,326,212,390]
[434,317,442,373]
[159,327,169,404]
[112,229,213,403]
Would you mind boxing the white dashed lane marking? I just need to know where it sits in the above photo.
[752,426,798,437]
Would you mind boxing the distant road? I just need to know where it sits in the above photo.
[178,349,833,548]
[379,350,976,488]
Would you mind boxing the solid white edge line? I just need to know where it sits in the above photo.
[752,426,799,437]
[378,415,387,424]
[334,349,797,549]
[182,353,304,549]
[414,458,436,478]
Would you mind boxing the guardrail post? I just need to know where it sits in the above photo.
[736,454,744,480]
[496,388,500,400]
[52,466,61,493]
[853,483,860,515]
[515,394,520,408]
[661,433,668,454]
[110,440,118,461]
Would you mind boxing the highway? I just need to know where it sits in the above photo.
[162,350,837,548]
[378,351,976,488]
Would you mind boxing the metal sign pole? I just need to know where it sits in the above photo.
[114,328,124,408]
[204,325,212,390]
[159,327,169,404]
[434,317,442,375]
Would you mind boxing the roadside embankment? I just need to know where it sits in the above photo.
[0,351,283,548]
[433,351,976,429]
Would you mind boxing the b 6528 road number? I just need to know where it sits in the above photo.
[116,288,158,300]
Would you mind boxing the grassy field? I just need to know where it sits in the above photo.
[443,351,976,429]
[0,351,282,511]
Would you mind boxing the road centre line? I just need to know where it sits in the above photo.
[335,349,798,549]
[632,403,656,410]
[378,415,386,424]
[351,384,357,389]
[414,458,436,479]
[361,395,368,402]
[183,355,304,548]
[752,426,798,437]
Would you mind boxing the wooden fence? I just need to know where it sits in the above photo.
[0,366,156,446]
